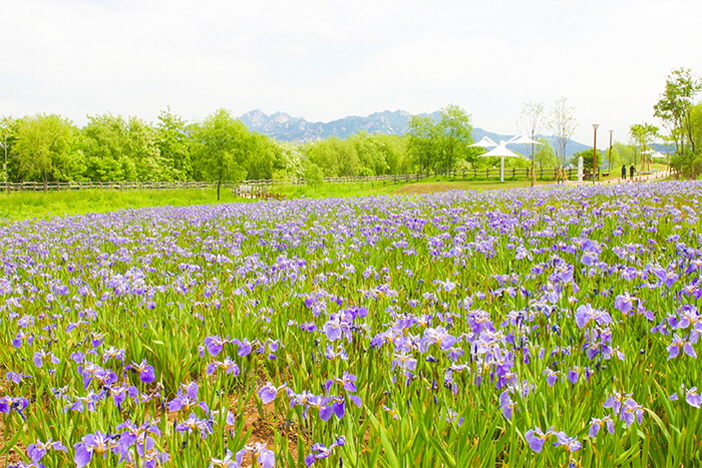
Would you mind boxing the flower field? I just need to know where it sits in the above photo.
[2,181,702,467]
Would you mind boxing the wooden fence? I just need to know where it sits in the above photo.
[0,167,672,193]
[0,180,234,192]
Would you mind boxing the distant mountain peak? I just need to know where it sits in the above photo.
[238,109,433,143]
[237,109,588,156]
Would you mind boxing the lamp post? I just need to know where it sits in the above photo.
[592,124,599,183]
[608,130,613,172]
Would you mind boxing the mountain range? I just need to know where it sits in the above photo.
[239,109,591,157]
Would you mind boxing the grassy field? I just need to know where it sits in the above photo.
[0,179,541,221]
[0,188,246,221]
[0,164,672,222]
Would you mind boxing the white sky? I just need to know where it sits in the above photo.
[1,0,701,144]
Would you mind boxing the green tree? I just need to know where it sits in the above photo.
[435,104,475,172]
[654,68,702,154]
[689,103,702,156]
[607,145,622,170]
[126,117,164,181]
[243,132,283,180]
[81,114,163,181]
[406,115,436,173]
[156,108,192,181]
[273,142,304,180]
[349,131,390,176]
[12,114,83,189]
[374,134,409,174]
[532,138,558,169]
[629,123,659,171]
[613,142,636,166]
[190,109,249,200]
[571,149,605,171]
[0,116,16,187]
[304,137,360,177]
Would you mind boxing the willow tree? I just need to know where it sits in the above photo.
[13,114,82,190]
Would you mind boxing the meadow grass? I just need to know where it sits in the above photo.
[1,181,701,468]
[0,179,542,222]
[0,188,244,221]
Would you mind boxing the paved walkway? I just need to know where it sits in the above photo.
[564,169,672,186]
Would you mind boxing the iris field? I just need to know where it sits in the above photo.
[1,181,702,467]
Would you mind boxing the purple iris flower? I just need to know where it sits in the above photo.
[574,304,612,329]
[27,439,68,463]
[74,431,118,468]
[305,436,346,466]
[0,396,29,420]
[102,346,126,362]
[136,436,169,468]
[208,449,240,468]
[203,335,227,356]
[67,390,105,413]
[323,314,350,342]
[391,351,417,371]
[324,344,348,361]
[445,408,464,426]
[324,372,358,393]
[588,416,615,437]
[667,334,697,359]
[176,412,213,438]
[207,357,240,376]
[12,330,32,348]
[524,426,552,453]
[258,382,287,404]
[33,350,60,368]
[107,383,139,410]
[499,390,515,420]
[543,368,560,387]
[620,398,644,426]
[168,382,208,413]
[686,387,702,408]
[236,442,275,468]
[614,292,636,315]
[128,360,156,383]
[552,431,582,452]
[603,391,630,415]
[231,338,255,357]
[6,371,31,385]
[567,367,580,385]
[419,327,457,352]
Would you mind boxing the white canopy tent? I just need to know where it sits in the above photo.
[469,135,541,182]
[470,136,498,148]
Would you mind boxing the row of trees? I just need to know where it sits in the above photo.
[3,69,700,192]
[0,109,297,198]
[2,104,545,195]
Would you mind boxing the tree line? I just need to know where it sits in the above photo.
[4,75,697,199]
[0,104,536,198]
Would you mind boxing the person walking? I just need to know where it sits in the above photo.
[621,164,627,180]
[629,164,635,180]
